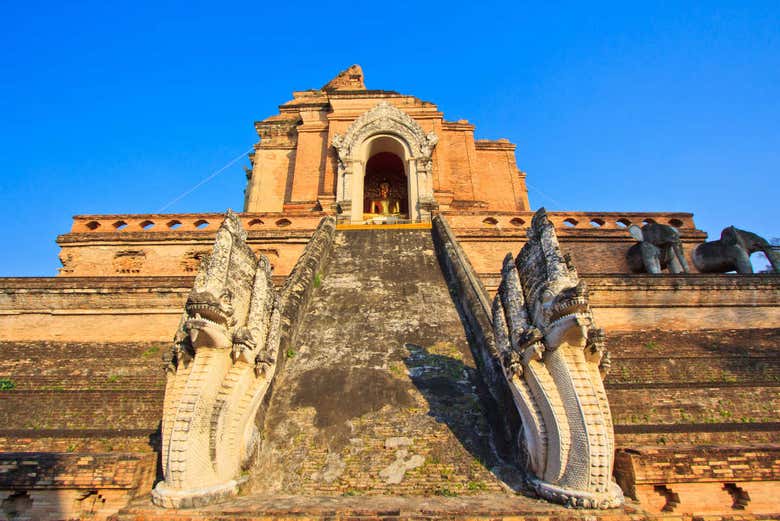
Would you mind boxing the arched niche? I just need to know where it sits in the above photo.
[332,101,438,223]
[363,147,409,217]
[359,135,410,220]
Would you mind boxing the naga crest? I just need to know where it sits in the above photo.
[492,208,623,508]
[154,210,282,508]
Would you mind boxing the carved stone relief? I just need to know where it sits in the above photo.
[181,249,211,274]
[112,250,146,274]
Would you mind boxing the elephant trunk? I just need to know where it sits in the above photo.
[673,242,690,273]
[762,247,780,273]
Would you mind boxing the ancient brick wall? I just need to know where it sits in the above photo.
[14,272,777,343]
[473,141,529,211]
[0,276,279,342]
[605,329,780,446]
[451,210,704,277]
[2,217,778,519]
[0,340,165,520]
[585,274,780,330]
[0,341,164,438]
[0,278,188,342]
[0,453,156,521]
[54,210,706,280]
[605,328,780,515]
[477,273,780,331]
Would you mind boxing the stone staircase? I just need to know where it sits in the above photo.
[116,493,645,521]
[247,228,511,497]
[115,228,646,519]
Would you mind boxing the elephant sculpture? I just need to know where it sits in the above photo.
[626,223,690,274]
[693,226,780,274]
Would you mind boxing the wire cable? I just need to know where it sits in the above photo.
[157,147,253,212]
[525,180,567,209]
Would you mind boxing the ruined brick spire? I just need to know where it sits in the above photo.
[322,64,365,92]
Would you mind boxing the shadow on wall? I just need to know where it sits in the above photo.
[1,491,33,520]
[698,329,780,382]
[151,421,164,484]
[401,343,528,494]
[0,448,158,521]
[0,487,113,521]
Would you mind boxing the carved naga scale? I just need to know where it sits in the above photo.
[153,211,281,508]
[491,208,623,508]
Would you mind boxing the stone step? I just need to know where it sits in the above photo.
[0,341,166,392]
[0,390,162,431]
[606,356,780,386]
[113,494,647,521]
[602,329,780,388]
[615,427,780,447]
[608,386,780,425]
[0,432,157,453]
[0,376,165,391]
[605,328,780,359]
[0,341,167,359]
[602,328,780,450]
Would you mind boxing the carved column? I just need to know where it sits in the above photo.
[332,138,353,221]
[348,160,363,223]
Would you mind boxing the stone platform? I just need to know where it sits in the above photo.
[114,493,653,521]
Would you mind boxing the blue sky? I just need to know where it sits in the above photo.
[1,1,778,275]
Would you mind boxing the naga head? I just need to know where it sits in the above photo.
[520,209,593,351]
[231,325,257,362]
[541,280,591,349]
[185,287,236,349]
[180,211,258,351]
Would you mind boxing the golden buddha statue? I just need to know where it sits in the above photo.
[369,182,400,215]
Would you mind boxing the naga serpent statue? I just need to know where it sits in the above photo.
[491,208,623,508]
[153,211,282,508]
[693,225,780,274]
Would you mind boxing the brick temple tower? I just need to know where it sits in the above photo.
[0,66,777,520]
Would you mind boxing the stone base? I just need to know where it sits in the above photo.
[117,493,649,521]
[532,479,625,509]
[151,479,241,509]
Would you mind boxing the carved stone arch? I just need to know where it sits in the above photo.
[332,101,438,223]
[332,101,438,159]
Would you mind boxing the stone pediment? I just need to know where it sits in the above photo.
[331,101,438,160]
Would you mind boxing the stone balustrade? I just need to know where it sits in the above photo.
[442,211,697,231]
[58,211,705,280]
[68,211,697,234]
[69,212,327,234]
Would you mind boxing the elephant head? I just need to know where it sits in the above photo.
[694,226,779,274]
[627,223,690,274]
[725,227,780,273]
